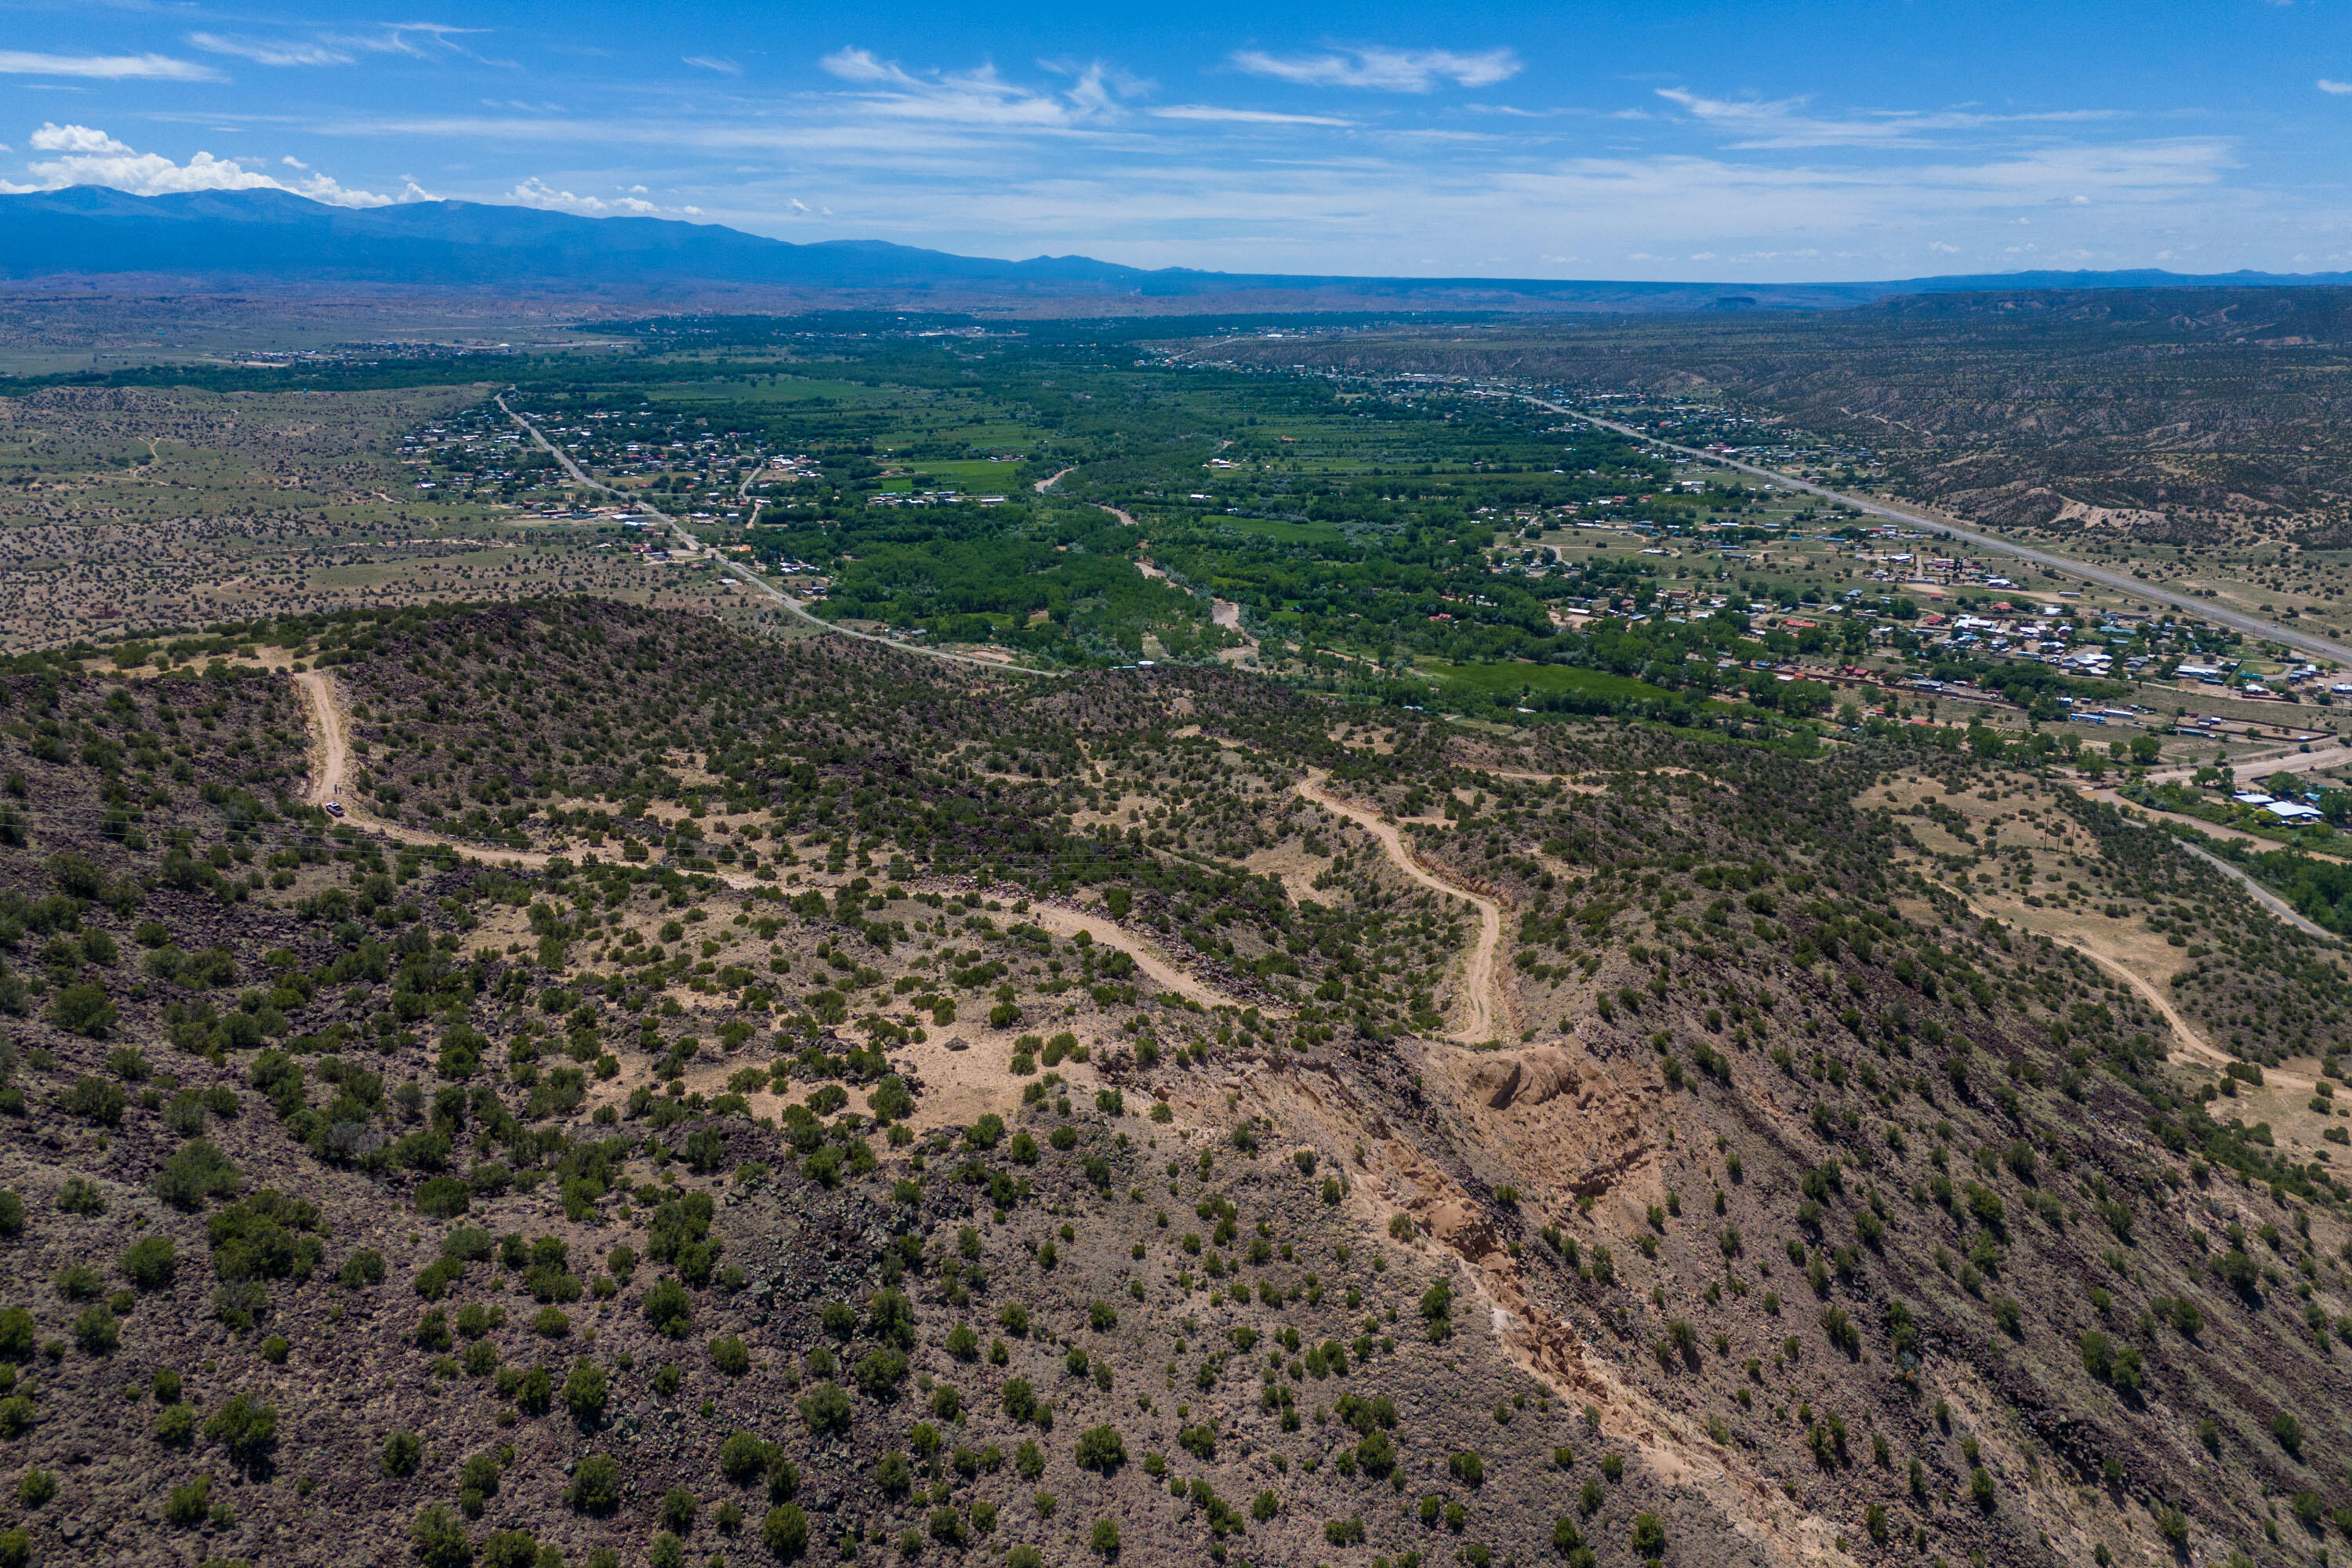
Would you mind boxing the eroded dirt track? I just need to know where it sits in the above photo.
[292,669,1258,1010]
[1297,770,1508,1044]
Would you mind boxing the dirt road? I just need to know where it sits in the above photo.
[296,668,554,869]
[1297,771,1507,1044]
[2060,938,2222,1068]
[291,669,1262,1008]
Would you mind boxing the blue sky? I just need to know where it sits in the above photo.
[2,1,2349,280]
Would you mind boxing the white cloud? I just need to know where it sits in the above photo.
[818,47,1120,128]
[508,176,660,215]
[31,123,132,155]
[188,34,354,67]
[189,23,492,68]
[2,122,402,206]
[683,56,740,74]
[1229,46,1519,92]
[2320,79,2352,95]
[1148,104,1352,127]
[1656,87,2119,149]
[0,50,223,82]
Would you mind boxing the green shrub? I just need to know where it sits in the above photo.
[206,1189,322,1283]
[1090,1518,1120,1556]
[710,1335,750,1376]
[72,1304,119,1355]
[204,1393,278,1475]
[566,1453,622,1514]
[563,1361,608,1421]
[800,1381,851,1435]
[51,986,119,1040]
[762,1503,810,1559]
[644,1277,691,1338]
[413,1177,470,1219]
[382,1429,422,1477]
[165,1474,212,1526]
[517,1365,552,1415]
[16,1469,54,1508]
[122,1235,177,1290]
[1076,1425,1127,1473]
[412,1503,472,1568]
[338,1250,386,1288]
[718,1428,771,1485]
[480,1530,542,1568]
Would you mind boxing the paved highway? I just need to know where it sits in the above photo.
[1520,395,2352,670]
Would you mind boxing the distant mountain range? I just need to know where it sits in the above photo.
[6,185,2350,311]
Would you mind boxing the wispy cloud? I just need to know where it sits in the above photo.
[189,33,354,67]
[1,122,405,205]
[818,47,1121,129]
[1229,46,1519,93]
[683,56,741,75]
[1148,104,1352,127]
[189,23,494,68]
[0,50,223,82]
[1655,87,2121,149]
[2320,78,2352,95]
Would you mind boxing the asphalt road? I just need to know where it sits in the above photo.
[496,395,1061,677]
[1522,396,2352,670]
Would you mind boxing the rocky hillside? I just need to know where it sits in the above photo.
[0,599,2344,1568]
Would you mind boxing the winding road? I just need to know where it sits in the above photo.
[1523,395,2352,669]
[299,663,1519,1038]
[1297,771,1508,1044]
[292,666,1260,1008]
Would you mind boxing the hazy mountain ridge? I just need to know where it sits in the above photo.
[7,187,2352,309]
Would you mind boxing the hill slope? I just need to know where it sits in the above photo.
[0,599,2346,1568]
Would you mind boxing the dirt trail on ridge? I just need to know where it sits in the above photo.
[1296,770,1508,1044]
